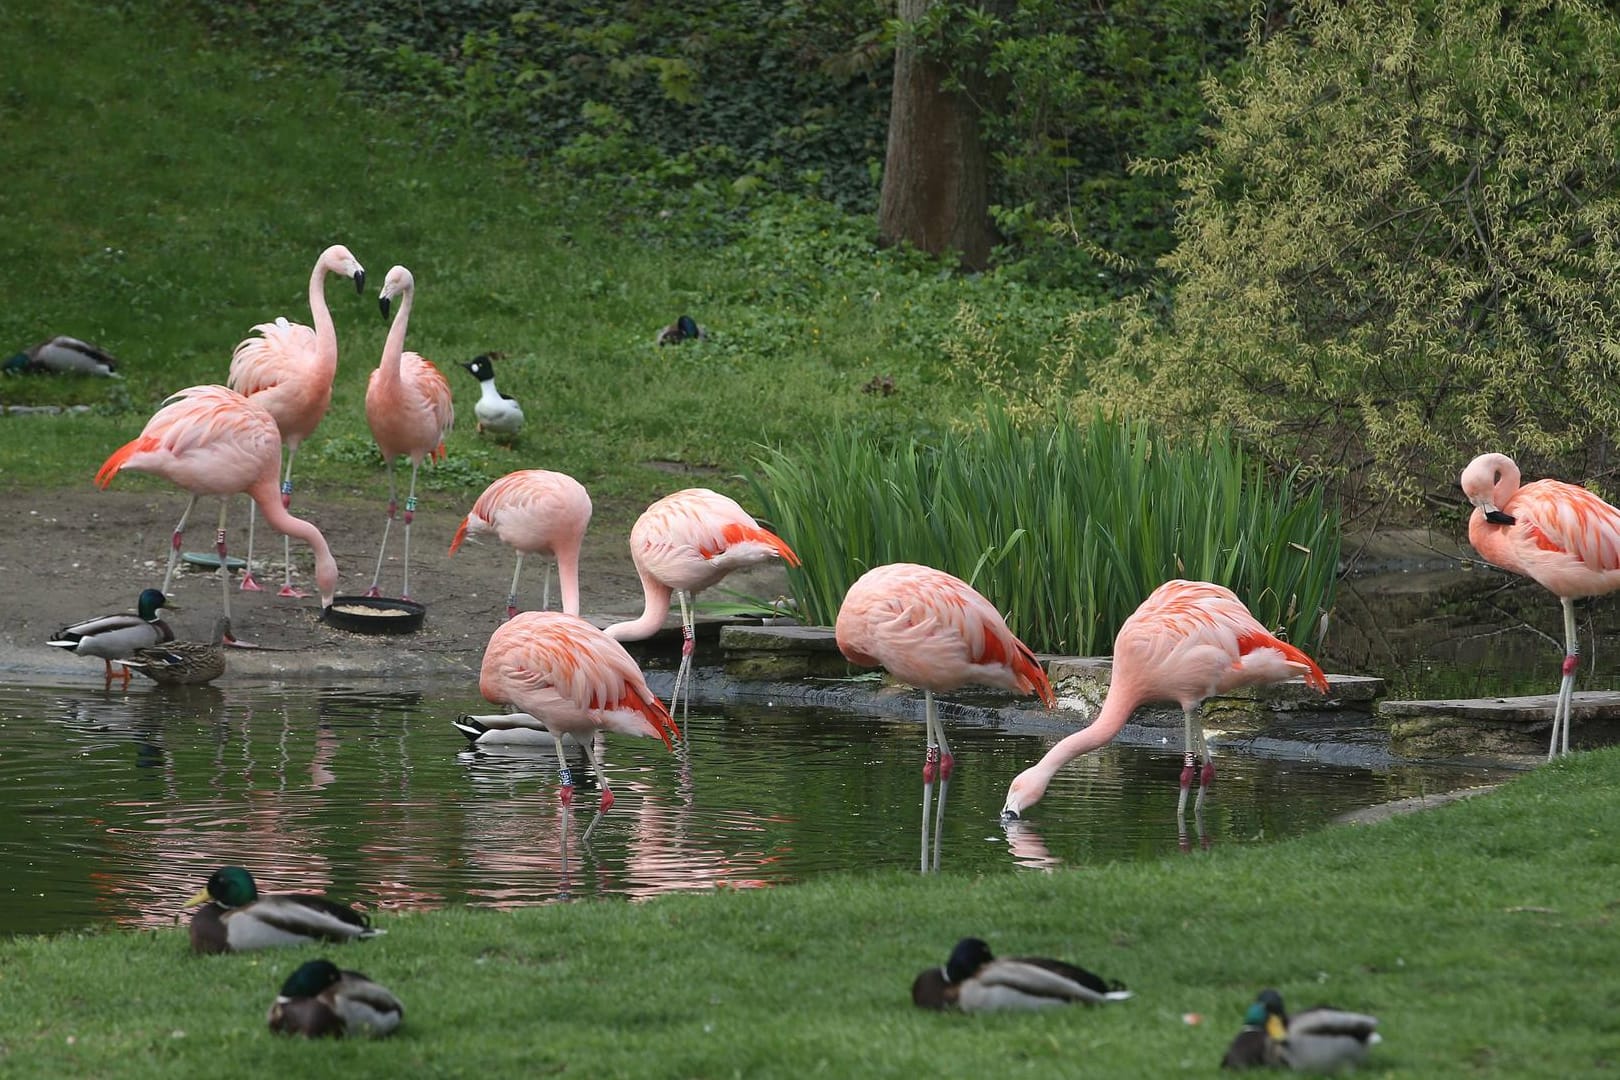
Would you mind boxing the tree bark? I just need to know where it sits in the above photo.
[877,0,999,270]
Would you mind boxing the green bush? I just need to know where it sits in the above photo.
[1080,0,1620,511]
[749,408,1339,655]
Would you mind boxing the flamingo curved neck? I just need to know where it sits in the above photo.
[308,259,340,375]
[249,477,338,604]
[379,289,414,385]
[1029,687,1142,787]
[603,569,674,642]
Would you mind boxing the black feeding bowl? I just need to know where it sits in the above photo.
[323,596,427,635]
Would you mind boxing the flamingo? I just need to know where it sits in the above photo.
[228,243,366,596]
[364,266,454,601]
[95,385,339,635]
[835,562,1055,872]
[603,488,800,719]
[479,611,680,844]
[1001,579,1327,830]
[1460,452,1620,759]
[449,469,592,620]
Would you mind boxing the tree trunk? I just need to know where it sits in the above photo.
[877,0,999,270]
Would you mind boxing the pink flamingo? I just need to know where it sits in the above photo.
[603,488,800,718]
[1460,452,1620,759]
[835,562,1055,872]
[450,469,592,620]
[228,244,366,597]
[364,266,454,601]
[95,385,339,633]
[480,611,681,843]
[1001,579,1327,830]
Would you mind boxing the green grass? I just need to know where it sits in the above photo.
[5,750,1618,1077]
[0,2,966,509]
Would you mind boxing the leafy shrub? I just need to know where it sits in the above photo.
[748,408,1339,655]
[1080,0,1620,512]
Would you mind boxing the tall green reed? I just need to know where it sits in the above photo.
[749,409,1339,655]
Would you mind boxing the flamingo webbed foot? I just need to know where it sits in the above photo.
[277,585,310,599]
[239,573,265,592]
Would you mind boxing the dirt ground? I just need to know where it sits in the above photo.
[1,486,793,681]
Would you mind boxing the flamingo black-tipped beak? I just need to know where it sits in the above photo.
[1485,509,1516,525]
[353,268,367,294]
[1000,808,1021,822]
[379,295,392,320]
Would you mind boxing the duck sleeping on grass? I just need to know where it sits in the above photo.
[186,866,384,954]
[4,335,121,377]
[655,314,706,346]
[48,588,174,686]
[1221,988,1381,1072]
[268,959,404,1038]
[911,937,1132,1013]
[125,617,233,686]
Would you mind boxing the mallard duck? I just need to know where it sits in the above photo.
[1221,989,1381,1072]
[268,959,404,1038]
[458,353,524,436]
[654,314,706,346]
[186,865,384,954]
[3,335,120,377]
[48,588,175,686]
[911,937,1131,1013]
[126,617,232,686]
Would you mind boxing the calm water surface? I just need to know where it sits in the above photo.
[0,676,1506,935]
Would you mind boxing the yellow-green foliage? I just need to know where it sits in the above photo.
[1080,0,1620,510]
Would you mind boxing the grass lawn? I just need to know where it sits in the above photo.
[4,749,1617,1077]
[0,1,969,510]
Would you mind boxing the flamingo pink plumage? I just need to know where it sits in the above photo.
[450,469,593,620]
[228,244,366,596]
[1460,452,1620,758]
[479,611,681,843]
[1001,579,1327,830]
[94,385,340,632]
[835,562,1055,872]
[603,488,800,718]
[364,265,454,601]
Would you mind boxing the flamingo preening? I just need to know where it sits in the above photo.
[228,244,365,596]
[363,266,454,602]
[835,562,1055,872]
[1460,452,1620,759]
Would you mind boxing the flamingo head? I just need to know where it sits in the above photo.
[319,244,366,295]
[1460,453,1520,526]
[378,265,414,320]
[1000,766,1049,820]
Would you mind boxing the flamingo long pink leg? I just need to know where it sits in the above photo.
[505,551,526,621]
[241,498,264,592]
[400,460,422,602]
[161,494,197,596]
[1553,598,1578,759]
[669,589,695,725]
[215,501,234,625]
[927,695,953,873]
[366,461,398,598]
[580,736,614,844]
[277,444,309,598]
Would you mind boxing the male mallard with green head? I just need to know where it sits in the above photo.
[268,958,403,1038]
[654,314,706,346]
[186,866,384,954]
[1221,988,1381,1072]
[48,588,174,686]
[911,937,1131,1013]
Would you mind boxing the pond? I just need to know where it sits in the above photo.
[0,676,1505,935]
